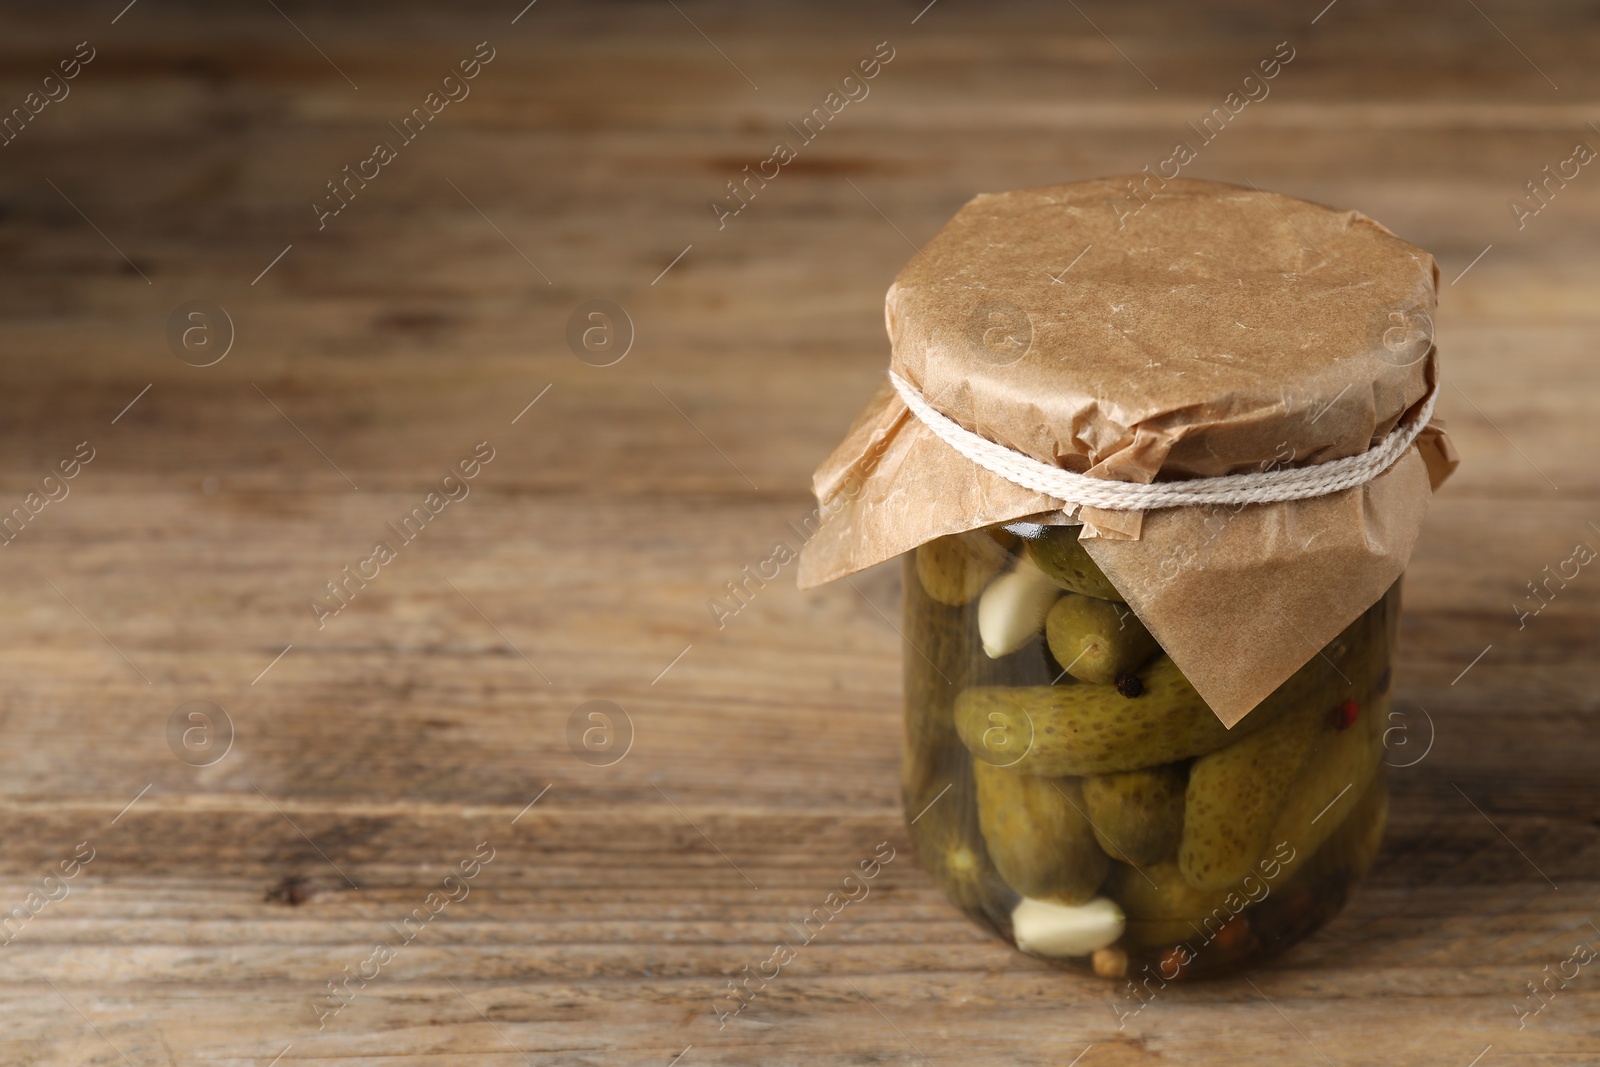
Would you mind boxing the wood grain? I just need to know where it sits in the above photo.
[0,1,1597,1063]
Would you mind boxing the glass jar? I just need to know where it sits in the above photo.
[902,521,1396,981]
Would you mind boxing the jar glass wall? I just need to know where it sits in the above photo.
[902,522,1396,980]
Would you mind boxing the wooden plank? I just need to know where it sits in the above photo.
[0,0,1597,1062]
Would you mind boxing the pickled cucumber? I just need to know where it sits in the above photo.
[901,555,986,920]
[957,590,1392,779]
[1024,525,1121,600]
[909,769,1018,921]
[956,657,1255,777]
[1264,688,1387,886]
[1175,596,1392,890]
[1082,764,1186,867]
[916,529,1014,606]
[1293,770,1387,889]
[1046,594,1159,685]
[1178,699,1328,890]
[1248,772,1388,954]
[902,557,976,770]
[1108,860,1242,921]
[1109,859,1275,949]
[916,800,1001,916]
[974,761,1109,905]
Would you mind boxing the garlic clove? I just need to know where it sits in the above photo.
[1011,895,1126,958]
[977,556,1062,658]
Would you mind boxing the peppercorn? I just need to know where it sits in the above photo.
[1156,944,1193,980]
[1092,945,1130,979]
[1211,915,1252,952]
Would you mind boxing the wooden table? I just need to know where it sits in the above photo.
[1,1,1596,1063]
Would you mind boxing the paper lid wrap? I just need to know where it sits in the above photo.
[798,177,1457,726]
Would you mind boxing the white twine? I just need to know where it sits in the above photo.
[888,370,1439,512]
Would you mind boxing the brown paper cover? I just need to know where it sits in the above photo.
[797,177,1455,726]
